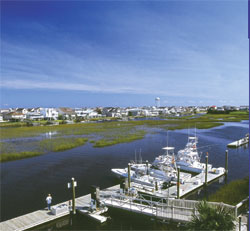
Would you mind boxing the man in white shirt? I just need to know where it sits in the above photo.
[46,194,52,210]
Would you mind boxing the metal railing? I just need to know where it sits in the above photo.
[100,192,236,222]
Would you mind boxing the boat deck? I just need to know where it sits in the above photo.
[132,167,225,198]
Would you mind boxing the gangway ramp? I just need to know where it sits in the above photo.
[101,193,235,223]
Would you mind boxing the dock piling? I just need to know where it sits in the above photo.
[239,216,241,231]
[128,163,131,189]
[146,160,149,175]
[71,178,76,214]
[225,150,228,175]
[205,155,208,186]
[155,181,158,191]
[247,211,249,230]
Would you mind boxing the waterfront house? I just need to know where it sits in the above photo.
[0,114,4,122]
[3,112,26,121]
[102,107,120,117]
[26,112,44,120]
[127,108,142,117]
[75,108,101,118]
[15,108,28,115]
[239,106,249,111]
[196,106,208,113]
[58,107,76,119]
[216,107,225,111]
[40,108,58,120]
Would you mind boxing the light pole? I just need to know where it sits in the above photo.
[68,177,77,214]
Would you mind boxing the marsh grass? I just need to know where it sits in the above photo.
[0,137,88,162]
[0,112,248,162]
[39,137,88,152]
[92,130,146,147]
[208,177,249,205]
[0,151,42,162]
[0,112,248,140]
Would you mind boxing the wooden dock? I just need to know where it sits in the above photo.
[227,135,249,148]
[0,185,120,231]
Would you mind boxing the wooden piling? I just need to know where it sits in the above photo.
[71,178,76,214]
[146,160,149,175]
[225,150,228,175]
[247,211,249,230]
[155,181,158,191]
[239,216,241,231]
[128,163,131,189]
[177,167,180,199]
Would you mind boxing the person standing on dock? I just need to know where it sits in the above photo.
[46,194,52,210]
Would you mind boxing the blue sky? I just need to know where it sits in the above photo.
[1,0,248,108]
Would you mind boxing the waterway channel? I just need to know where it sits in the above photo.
[0,121,249,230]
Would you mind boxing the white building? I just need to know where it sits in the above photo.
[3,112,26,121]
[40,108,58,120]
[26,112,44,120]
[0,114,4,122]
[75,108,101,118]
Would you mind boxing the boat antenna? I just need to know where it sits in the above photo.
[135,150,137,164]
[140,148,142,164]
[195,124,197,139]
[167,128,169,147]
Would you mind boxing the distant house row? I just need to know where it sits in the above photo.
[0,105,248,122]
[209,105,249,112]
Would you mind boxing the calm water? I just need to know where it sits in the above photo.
[0,121,249,230]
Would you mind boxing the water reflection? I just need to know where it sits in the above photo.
[45,131,58,139]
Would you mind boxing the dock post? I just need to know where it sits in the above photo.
[155,181,158,191]
[128,163,131,189]
[205,155,208,186]
[91,185,100,209]
[177,167,180,199]
[239,216,241,231]
[234,206,238,218]
[225,150,228,175]
[146,160,149,175]
[120,179,125,193]
[247,211,249,230]
[71,178,76,214]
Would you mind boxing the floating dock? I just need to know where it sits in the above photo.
[77,206,108,223]
[0,185,119,231]
[227,134,249,148]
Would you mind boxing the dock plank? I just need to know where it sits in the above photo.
[0,185,119,231]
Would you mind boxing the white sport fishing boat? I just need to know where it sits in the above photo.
[175,136,212,173]
[112,162,174,182]
[152,146,192,183]
[112,154,191,186]
[111,166,167,188]
[152,147,176,170]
